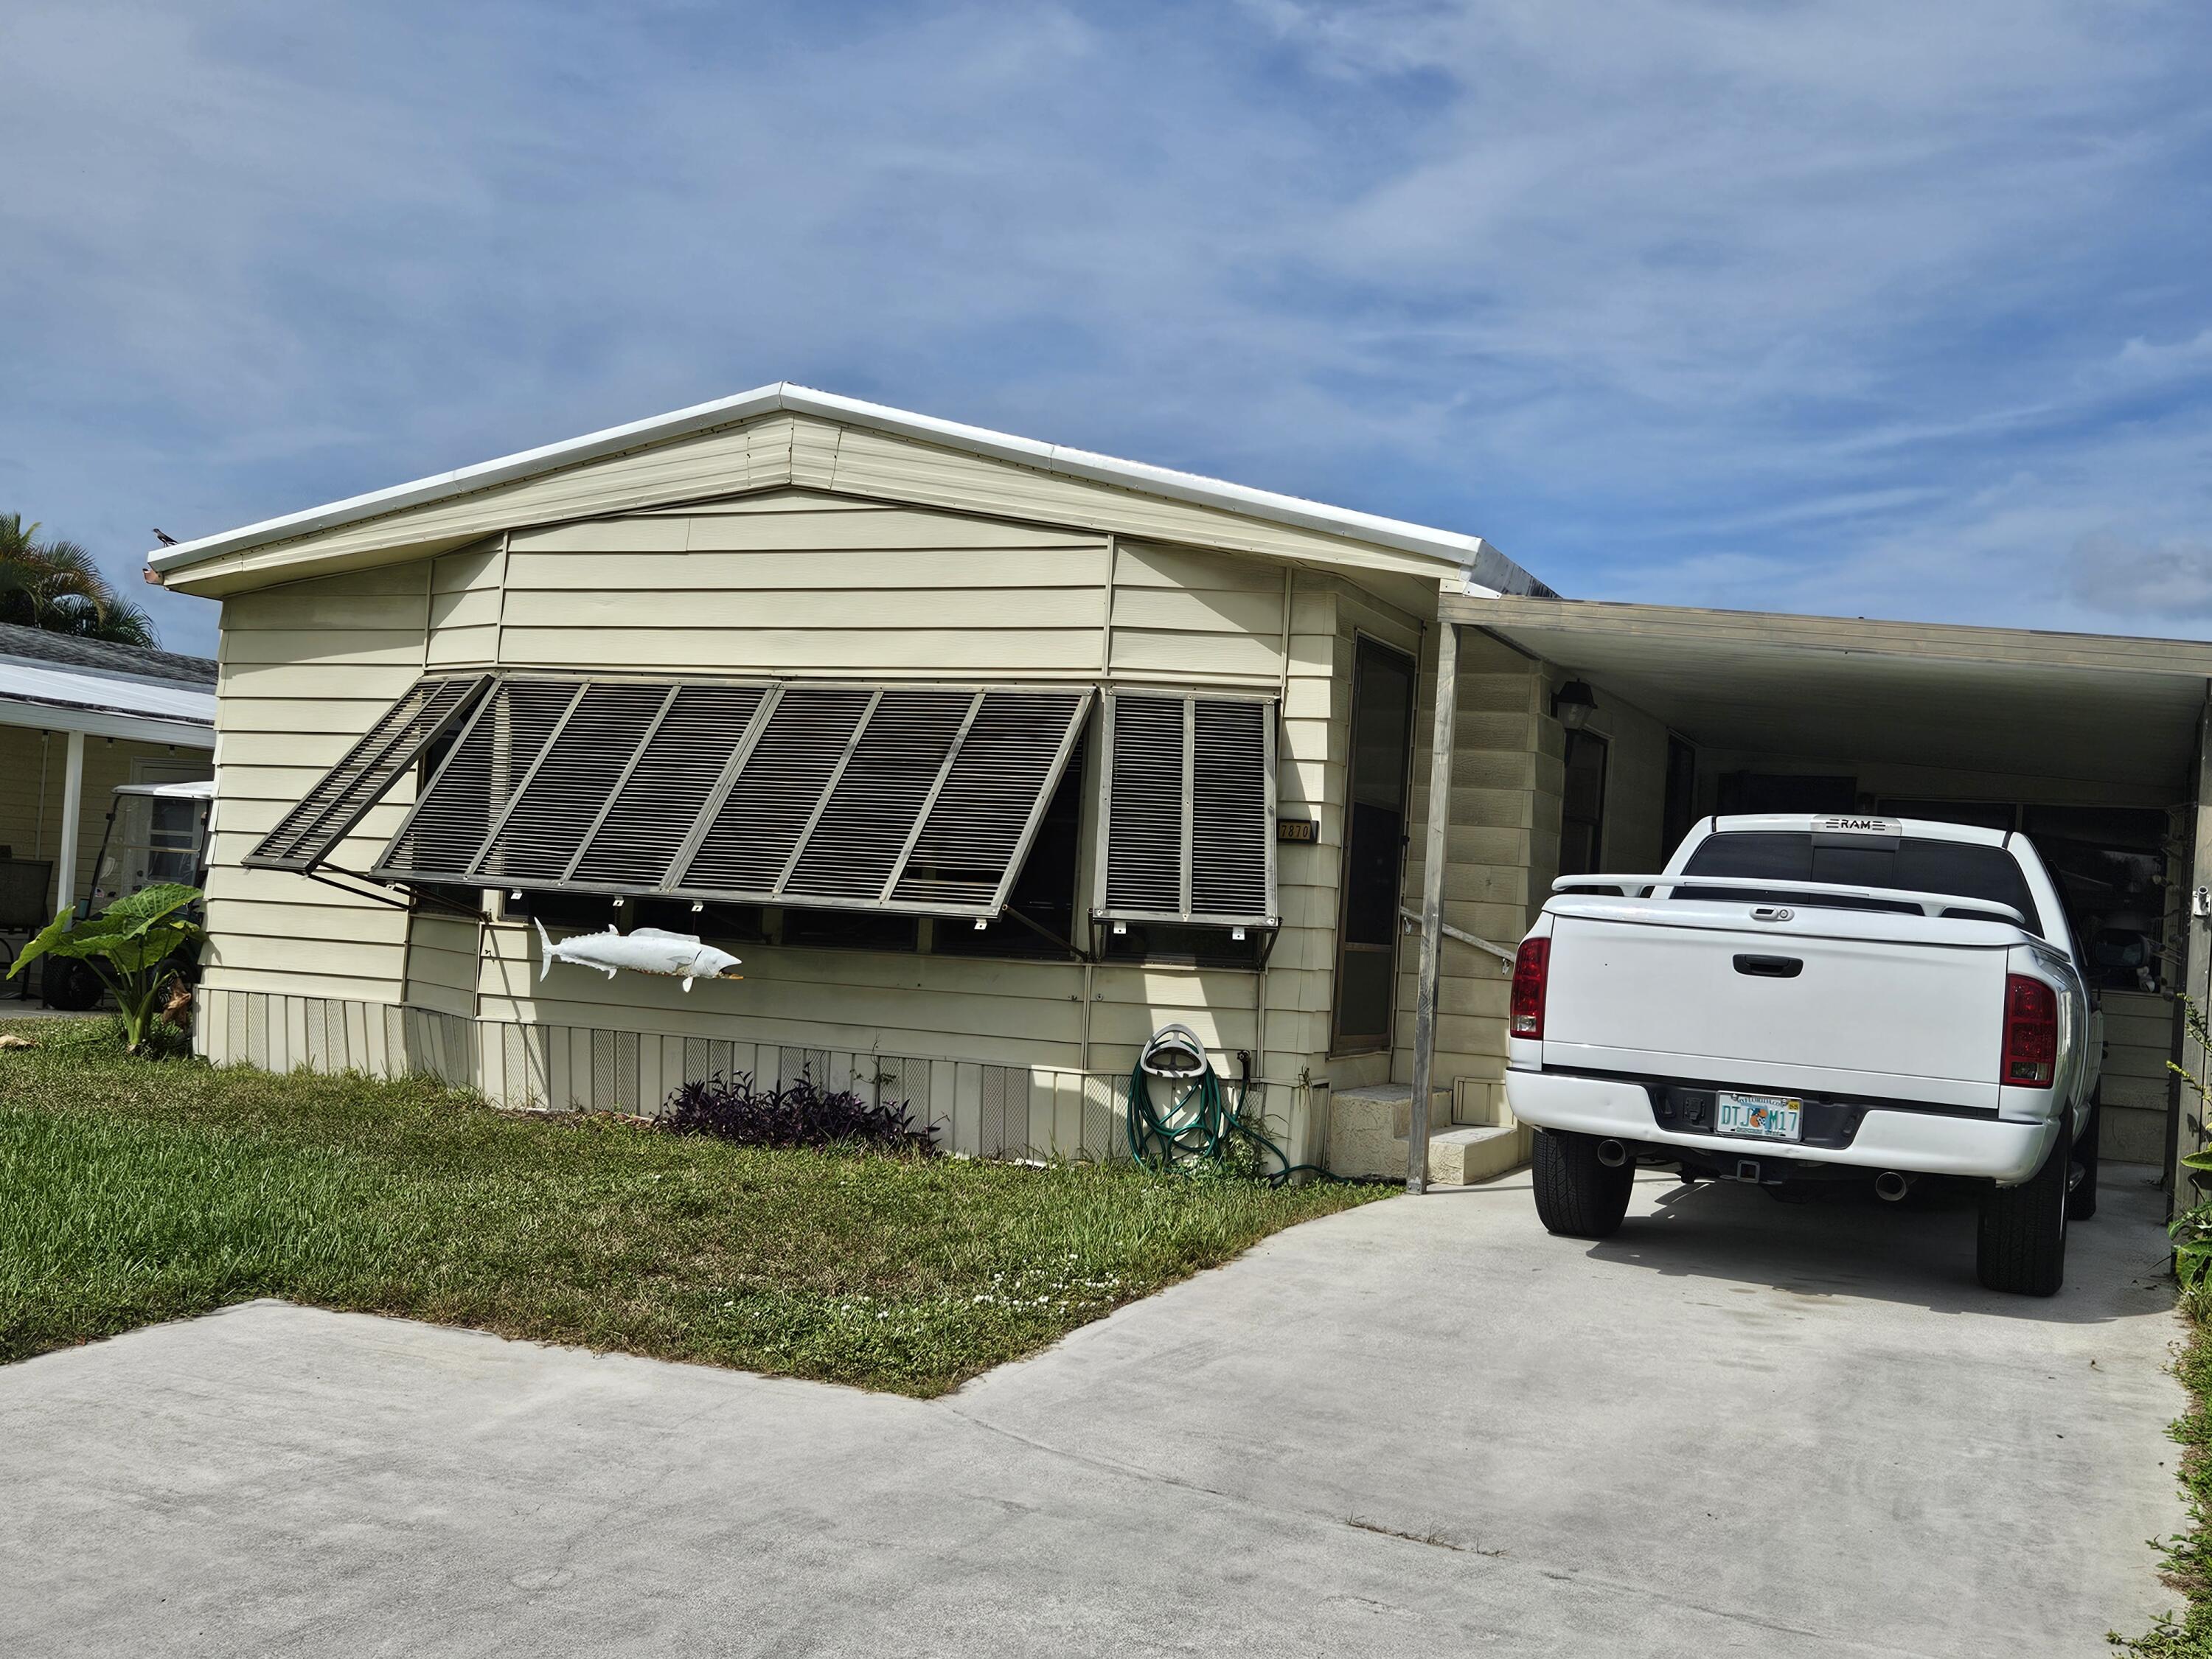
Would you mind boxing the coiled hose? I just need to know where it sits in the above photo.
[1124,1023,1333,1186]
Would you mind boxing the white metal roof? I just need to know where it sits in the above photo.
[0,658,218,745]
[143,383,1543,591]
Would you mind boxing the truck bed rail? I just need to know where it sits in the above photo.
[1550,873,2028,929]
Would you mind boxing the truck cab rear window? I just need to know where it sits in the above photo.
[1679,832,2041,936]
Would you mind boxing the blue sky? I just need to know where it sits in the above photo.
[5,0,2209,655]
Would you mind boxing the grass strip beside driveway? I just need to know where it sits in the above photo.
[0,1021,1385,1395]
[2117,1301,2212,1655]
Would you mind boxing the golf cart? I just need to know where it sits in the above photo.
[22,779,214,1011]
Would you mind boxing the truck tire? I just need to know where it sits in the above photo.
[1533,1128,1635,1239]
[1977,1121,2070,1296]
[2067,1101,2098,1222]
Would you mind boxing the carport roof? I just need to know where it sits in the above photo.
[1441,594,2212,792]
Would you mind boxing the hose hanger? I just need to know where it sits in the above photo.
[1125,1023,1335,1186]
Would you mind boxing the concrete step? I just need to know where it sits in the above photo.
[1424,1123,1533,1186]
[1324,1083,1531,1185]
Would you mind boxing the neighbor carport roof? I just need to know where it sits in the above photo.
[1444,594,2212,791]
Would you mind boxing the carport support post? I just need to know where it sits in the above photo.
[1407,618,1459,1194]
[2177,689,2212,1211]
[53,728,86,918]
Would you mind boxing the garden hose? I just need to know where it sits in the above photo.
[1124,1023,1335,1186]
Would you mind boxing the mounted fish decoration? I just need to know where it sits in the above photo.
[534,920,742,992]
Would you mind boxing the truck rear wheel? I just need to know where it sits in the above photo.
[1977,1121,2070,1296]
[1533,1128,1635,1239]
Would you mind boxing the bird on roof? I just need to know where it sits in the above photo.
[151,529,177,546]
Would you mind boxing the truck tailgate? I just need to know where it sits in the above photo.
[1540,900,2015,1110]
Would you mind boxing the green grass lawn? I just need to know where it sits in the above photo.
[0,1018,1387,1395]
[2116,1298,2212,1655]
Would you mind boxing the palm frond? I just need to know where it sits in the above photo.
[0,520,158,645]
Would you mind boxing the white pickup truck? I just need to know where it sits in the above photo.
[1503,814,2101,1295]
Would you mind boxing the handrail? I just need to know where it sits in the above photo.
[1399,905,1517,969]
[1549,874,2028,929]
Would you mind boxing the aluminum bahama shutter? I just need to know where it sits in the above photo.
[364,675,1090,918]
[374,677,584,883]
[1095,688,1276,928]
[243,675,492,872]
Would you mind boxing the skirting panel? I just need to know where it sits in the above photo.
[194,987,1317,1164]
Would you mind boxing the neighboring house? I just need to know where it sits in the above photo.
[145,386,2212,1189]
[0,622,215,967]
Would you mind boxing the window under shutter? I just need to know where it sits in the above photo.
[361,675,1090,917]
[244,675,491,872]
[1096,689,1276,928]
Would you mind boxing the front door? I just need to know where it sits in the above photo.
[1332,637,1416,1053]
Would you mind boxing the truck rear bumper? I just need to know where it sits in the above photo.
[1504,1068,2059,1186]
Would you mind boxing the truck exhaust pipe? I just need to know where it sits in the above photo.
[1596,1139,1629,1168]
[1874,1171,1913,1203]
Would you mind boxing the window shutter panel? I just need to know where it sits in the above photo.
[375,678,577,883]
[676,684,877,896]
[246,675,490,872]
[781,689,978,900]
[892,689,1091,908]
[470,681,675,885]
[1190,698,1273,919]
[1101,693,1189,917]
[567,683,769,889]
[335,675,1090,916]
[1099,689,1276,927]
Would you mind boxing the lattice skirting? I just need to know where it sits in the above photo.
[195,987,1310,1165]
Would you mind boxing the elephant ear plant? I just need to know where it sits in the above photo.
[8,883,204,1054]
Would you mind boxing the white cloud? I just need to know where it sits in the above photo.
[2069,534,2212,619]
[1,0,2208,651]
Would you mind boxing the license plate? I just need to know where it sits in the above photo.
[1715,1091,1803,1141]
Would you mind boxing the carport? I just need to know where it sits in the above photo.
[1404,593,2212,1200]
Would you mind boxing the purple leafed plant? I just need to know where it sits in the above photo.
[659,1070,937,1155]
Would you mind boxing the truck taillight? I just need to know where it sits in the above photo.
[1512,938,1549,1040]
[2002,974,2056,1087]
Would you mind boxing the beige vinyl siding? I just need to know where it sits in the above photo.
[817,419,1460,580]
[1394,627,1545,1126]
[164,411,1469,601]
[167,415,807,596]
[196,984,1327,1165]
[406,911,481,1020]
[0,725,207,917]
[197,487,1382,1168]
[1108,541,1290,684]
[200,563,434,1003]
[2099,989,2174,1163]
[493,498,1111,678]
[424,543,504,669]
[479,927,1089,1067]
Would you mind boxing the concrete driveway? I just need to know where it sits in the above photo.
[0,1164,2186,1658]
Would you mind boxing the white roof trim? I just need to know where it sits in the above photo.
[145,383,1534,591]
